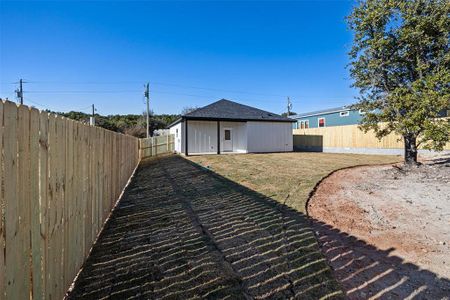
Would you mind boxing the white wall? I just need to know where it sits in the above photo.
[169,122,183,153]
[220,121,247,153]
[247,121,293,153]
[187,120,218,154]
[172,120,293,155]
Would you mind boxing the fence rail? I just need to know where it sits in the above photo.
[139,135,175,159]
[0,101,140,300]
[293,124,450,153]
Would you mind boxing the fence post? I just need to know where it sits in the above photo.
[167,135,170,152]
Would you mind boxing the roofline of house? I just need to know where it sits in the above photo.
[167,116,296,128]
[292,107,353,119]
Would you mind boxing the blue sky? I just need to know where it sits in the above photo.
[0,0,358,116]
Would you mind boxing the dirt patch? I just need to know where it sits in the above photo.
[309,158,450,299]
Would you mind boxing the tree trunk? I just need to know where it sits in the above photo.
[404,134,418,165]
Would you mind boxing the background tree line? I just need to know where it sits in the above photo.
[54,105,202,138]
[55,110,180,138]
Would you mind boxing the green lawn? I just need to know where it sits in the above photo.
[187,152,400,213]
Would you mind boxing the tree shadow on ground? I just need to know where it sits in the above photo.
[425,154,450,166]
[67,155,449,299]
[309,219,450,299]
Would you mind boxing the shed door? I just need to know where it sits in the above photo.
[223,128,233,152]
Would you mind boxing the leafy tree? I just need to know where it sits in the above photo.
[281,111,297,117]
[348,0,450,165]
[57,110,180,138]
[181,106,199,115]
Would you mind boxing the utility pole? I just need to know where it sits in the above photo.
[144,83,150,138]
[90,104,96,126]
[287,96,292,116]
[15,79,24,105]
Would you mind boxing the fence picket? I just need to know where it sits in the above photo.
[4,101,21,299]
[29,108,42,299]
[0,101,145,299]
[39,111,49,299]
[0,102,4,300]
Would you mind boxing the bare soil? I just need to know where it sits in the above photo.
[309,157,450,299]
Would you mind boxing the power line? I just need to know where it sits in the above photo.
[25,90,141,94]
[150,81,286,98]
[1,79,355,100]
[76,105,94,112]
[26,98,46,108]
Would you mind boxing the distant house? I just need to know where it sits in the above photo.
[292,106,364,129]
[293,106,449,129]
[168,99,295,155]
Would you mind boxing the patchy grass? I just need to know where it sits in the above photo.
[187,152,400,213]
[68,155,346,299]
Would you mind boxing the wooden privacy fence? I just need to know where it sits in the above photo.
[293,123,450,152]
[0,101,140,300]
[139,134,175,159]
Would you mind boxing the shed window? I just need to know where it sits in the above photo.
[224,129,231,140]
[300,121,305,129]
[318,118,325,127]
[340,111,350,117]
[305,120,309,128]
[176,129,178,137]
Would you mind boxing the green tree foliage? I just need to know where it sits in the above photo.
[57,110,179,138]
[281,112,297,117]
[348,0,450,164]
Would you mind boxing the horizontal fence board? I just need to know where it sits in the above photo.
[0,100,140,300]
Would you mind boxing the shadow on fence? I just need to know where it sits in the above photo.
[0,100,140,300]
[293,134,324,152]
[67,155,449,299]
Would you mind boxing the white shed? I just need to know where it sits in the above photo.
[168,99,295,155]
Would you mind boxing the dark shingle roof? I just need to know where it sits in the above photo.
[182,99,294,122]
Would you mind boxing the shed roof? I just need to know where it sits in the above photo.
[169,99,295,127]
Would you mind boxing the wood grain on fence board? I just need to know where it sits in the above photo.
[0,100,140,300]
[4,101,21,299]
[0,102,5,299]
[0,99,172,300]
[29,108,42,299]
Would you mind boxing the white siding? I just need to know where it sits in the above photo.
[220,121,247,153]
[171,120,293,155]
[169,122,183,153]
[247,121,293,153]
[187,120,218,154]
